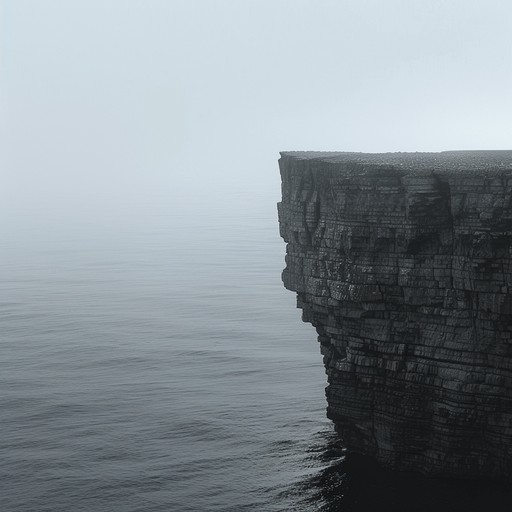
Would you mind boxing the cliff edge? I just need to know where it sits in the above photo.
[278,150,512,479]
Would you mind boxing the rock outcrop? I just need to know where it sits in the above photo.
[278,151,512,479]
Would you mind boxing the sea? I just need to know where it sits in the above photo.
[2,188,512,512]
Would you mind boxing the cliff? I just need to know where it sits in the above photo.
[278,151,512,479]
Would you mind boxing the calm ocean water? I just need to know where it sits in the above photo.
[2,195,512,511]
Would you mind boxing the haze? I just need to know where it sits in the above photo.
[2,0,512,235]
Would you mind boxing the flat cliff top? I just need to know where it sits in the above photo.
[280,150,512,173]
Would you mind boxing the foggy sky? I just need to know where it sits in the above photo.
[2,0,512,230]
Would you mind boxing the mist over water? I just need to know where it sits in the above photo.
[2,191,336,511]
[3,0,512,510]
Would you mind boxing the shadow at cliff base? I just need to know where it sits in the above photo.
[288,434,512,512]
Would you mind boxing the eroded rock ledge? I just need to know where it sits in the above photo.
[278,151,512,479]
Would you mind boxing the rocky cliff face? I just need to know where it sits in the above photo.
[278,151,512,479]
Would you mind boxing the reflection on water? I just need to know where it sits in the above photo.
[292,431,512,512]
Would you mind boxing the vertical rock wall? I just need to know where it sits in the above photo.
[278,151,512,478]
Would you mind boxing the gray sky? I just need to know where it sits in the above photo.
[2,0,512,230]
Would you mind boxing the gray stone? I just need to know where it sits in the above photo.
[278,150,512,479]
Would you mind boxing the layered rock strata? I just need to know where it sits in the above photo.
[278,151,512,479]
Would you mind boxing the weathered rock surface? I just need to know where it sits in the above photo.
[278,151,512,479]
